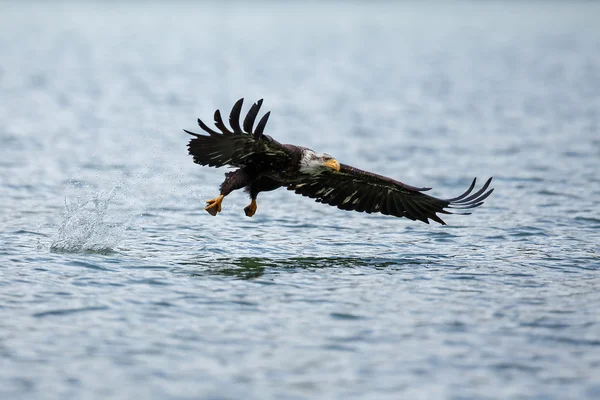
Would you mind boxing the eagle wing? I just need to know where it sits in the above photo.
[185,98,290,168]
[288,164,493,225]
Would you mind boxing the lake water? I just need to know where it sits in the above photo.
[1,1,599,399]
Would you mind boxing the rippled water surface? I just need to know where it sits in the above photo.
[1,2,600,399]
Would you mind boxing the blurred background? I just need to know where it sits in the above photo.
[1,1,599,399]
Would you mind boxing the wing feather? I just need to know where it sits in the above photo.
[382,193,397,216]
[399,196,420,222]
[391,195,407,218]
[243,99,263,134]
[356,189,375,213]
[451,177,493,205]
[228,98,244,133]
[196,118,220,137]
[288,164,493,225]
[254,112,270,139]
[213,110,234,135]
[186,99,289,168]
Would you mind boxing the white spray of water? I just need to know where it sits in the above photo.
[50,186,132,253]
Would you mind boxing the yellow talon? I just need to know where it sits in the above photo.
[244,199,257,217]
[205,195,224,216]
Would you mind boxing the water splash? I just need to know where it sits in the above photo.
[50,186,131,253]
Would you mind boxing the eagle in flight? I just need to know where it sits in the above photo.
[185,99,493,224]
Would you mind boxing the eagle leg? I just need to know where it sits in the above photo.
[243,177,282,217]
[204,169,255,216]
[205,195,224,216]
[244,199,257,217]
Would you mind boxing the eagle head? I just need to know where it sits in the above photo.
[299,149,341,175]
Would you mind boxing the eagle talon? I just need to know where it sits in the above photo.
[244,199,257,217]
[205,195,224,216]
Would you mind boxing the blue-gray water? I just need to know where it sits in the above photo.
[1,2,599,399]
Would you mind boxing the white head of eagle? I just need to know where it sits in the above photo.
[299,149,341,175]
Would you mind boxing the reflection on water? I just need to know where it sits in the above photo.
[181,256,432,279]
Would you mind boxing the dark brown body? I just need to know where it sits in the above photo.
[218,143,304,200]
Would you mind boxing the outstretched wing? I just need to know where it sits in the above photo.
[288,164,493,225]
[185,98,290,168]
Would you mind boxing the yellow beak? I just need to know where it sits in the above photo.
[323,158,341,172]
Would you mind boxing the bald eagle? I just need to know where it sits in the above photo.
[185,99,493,225]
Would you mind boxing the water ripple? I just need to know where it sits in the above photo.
[32,306,109,318]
